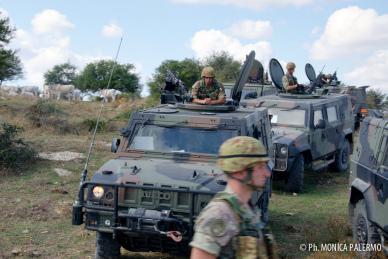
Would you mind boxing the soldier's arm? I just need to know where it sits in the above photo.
[210,84,226,105]
[191,81,207,104]
[190,202,238,258]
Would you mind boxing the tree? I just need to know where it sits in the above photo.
[148,58,201,98]
[44,62,77,85]
[203,51,241,83]
[0,13,22,85]
[75,60,140,93]
[366,89,388,109]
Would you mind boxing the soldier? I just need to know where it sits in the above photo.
[282,62,299,93]
[190,136,276,259]
[191,66,226,105]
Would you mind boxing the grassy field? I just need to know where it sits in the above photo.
[0,96,381,258]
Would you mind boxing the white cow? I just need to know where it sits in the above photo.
[44,84,75,100]
[21,86,40,97]
[100,89,122,102]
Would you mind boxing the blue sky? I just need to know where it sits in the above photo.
[1,0,388,94]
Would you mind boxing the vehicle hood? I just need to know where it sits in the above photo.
[90,157,226,193]
[272,126,306,145]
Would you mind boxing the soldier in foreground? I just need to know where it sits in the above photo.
[190,136,276,259]
[282,62,299,93]
[191,66,226,105]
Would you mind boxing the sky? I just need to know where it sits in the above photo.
[1,0,388,95]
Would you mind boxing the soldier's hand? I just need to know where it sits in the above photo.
[204,98,212,104]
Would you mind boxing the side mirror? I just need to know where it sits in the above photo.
[111,138,121,153]
[315,119,326,129]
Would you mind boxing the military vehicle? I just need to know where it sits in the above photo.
[243,59,355,192]
[305,63,369,129]
[349,117,388,257]
[72,51,274,258]
[224,59,277,99]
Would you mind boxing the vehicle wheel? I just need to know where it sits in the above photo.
[352,199,380,258]
[333,139,350,172]
[286,155,304,193]
[95,232,121,259]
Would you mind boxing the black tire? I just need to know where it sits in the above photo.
[352,200,380,258]
[286,154,304,193]
[333,139,350,172]
[95,232,121,259]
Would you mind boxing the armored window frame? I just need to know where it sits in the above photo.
[326,106,338,123]
[381,137,388,169]
[313,109,323,127]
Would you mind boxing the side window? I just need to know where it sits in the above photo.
[327,106,338,123]
[314,109,323,126]
[383,137,388,168]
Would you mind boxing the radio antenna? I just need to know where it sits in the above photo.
[80,37,123,185]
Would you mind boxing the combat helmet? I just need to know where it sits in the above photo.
[201,66,216,78]
[217,136,269,173]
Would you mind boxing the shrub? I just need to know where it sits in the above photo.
[115,110,132,120]
[0,122,36,171]
[81,118,107,132]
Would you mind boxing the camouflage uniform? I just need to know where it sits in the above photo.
[190,136,275,258]
[282,73,298,94]
[191,79,226,100]
[190,186,274,258]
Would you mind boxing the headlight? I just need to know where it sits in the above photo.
[280,146,287,155]
[92,186,104,199]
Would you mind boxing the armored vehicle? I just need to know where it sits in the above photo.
[305,63,369,129]
[243,59,355,192]
[224,59,277,99]
[349,117,388,256]
[72,51,274,258]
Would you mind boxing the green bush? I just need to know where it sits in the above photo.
[115,110,132,120]
[0,122,36,171]
[26,100,78,134]
[81,118,107,132]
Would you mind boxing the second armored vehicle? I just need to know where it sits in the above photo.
[244,59,355,192]
[349,117,388,257]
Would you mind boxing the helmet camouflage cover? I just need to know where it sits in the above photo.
[217,136,270,173]
[201,66,216,77]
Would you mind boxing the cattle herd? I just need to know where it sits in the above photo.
[0,85,123,102]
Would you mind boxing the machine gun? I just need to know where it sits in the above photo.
[160,70,189,104]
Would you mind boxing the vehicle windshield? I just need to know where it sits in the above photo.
[268,108,306,127]
[128,124,239,154]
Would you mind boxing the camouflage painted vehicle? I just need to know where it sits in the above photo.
[72,51,274,258]
[305,63,369,129]
[224,59,277,99]
[243,59,355,192]
[349,117,388,256]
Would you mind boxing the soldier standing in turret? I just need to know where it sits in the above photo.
[190,136,276,259]
[191,66,226,105]
[282,62,299,93]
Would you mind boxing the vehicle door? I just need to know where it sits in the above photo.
[324,104,340,154]
[311,106,331,159]
[374,129,388,228]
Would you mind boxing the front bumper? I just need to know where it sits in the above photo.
[72,182,215,253]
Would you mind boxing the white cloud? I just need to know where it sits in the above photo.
[101,22,123,38]
[345,50,388,93]
[31,9,74,34]
[310,6,388,59]
[191,29,272,63]
[11,9,107,87]
[172,0,313,10]
[0,8,9,18]
[225,20,272,40]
